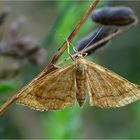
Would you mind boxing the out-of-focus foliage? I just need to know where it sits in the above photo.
[42,106,82,139]
[0,81,19,94]
[1,1,140,139]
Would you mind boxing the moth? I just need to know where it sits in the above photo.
[17,54,140,111]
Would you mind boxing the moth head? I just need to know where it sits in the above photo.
[76,52,87,59]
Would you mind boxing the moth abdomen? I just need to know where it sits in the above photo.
[76,95,86,107]
[75,58,87,107]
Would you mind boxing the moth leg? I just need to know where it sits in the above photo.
[66,39,75,61]
[52,64,61,69]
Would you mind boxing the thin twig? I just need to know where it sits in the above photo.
[49,0,100,66]
[0,0,100,115]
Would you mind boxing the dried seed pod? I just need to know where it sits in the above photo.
[0,57,23,80]
[0,7,10,26]
[91,6,138,26]
[0,37,47,66]
[0,37,40,57]
[16,36,40,56]
[9,16,26,38]
[77,27,119,54]
[29,48,47,65]
[17,36,47,65]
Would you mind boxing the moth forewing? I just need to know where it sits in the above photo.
[86,60,140,108]
[17,64,77,111]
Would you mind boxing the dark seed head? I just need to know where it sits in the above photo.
[92,6,138,26]
[77,27,119,55]
[0,7,10,26]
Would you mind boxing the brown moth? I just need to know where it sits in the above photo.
[16,54,140,111]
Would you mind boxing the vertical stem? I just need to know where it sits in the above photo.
[0,0,100,115]
[49,0,100,65]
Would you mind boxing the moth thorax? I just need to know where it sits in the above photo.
[76,95,86,107]
[75,61,86,75]
[75,60,87,107]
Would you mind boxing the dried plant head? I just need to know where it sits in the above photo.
[92,6,138,26]
[77,27,119,54]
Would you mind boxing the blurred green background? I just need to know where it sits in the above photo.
[0,1,140,139]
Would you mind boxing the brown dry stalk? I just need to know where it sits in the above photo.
[0,0,100,114]
[49,0,100,66]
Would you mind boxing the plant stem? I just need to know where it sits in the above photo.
[0,0,100,115]
[49,0,100,66]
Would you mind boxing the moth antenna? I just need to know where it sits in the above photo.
[82,25,104,53]
[73,46,78,53]
[65,38,78,53]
